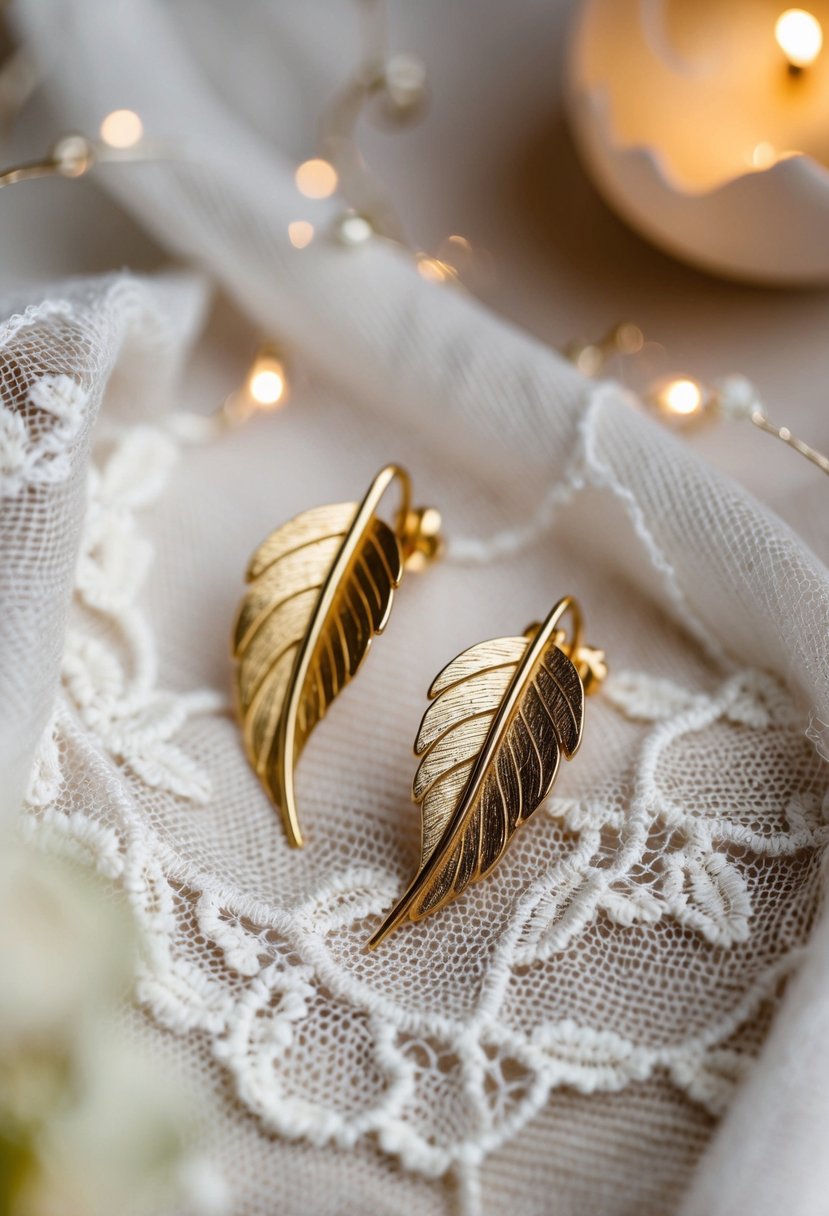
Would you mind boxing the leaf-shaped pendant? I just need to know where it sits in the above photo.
[367,597,606,947]
[233,465,441,847]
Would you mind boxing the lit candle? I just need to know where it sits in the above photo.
[566,1,829,283]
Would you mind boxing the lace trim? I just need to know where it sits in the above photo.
[27,424,224,807]
[525,668,820,958]
[23,727,812,1177]
[0,372,89,498]
[0,300,73,350]
[23,411,829,1185]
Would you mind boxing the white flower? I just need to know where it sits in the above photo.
[0,847,133,1056]
[0,843,212,1216]
[32,1031,188,1216]
[176,1155,233,1216]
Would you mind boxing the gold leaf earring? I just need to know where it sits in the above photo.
[367,596,606,947]
[232,465,442,848]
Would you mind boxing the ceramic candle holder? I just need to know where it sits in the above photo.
[565,0,829,284]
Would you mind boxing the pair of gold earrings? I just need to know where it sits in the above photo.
[231,465,606,948]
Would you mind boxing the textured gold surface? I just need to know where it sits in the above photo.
[368,597,598,948]
[233,465,440,848]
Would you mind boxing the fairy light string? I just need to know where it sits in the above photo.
[570,323,829,478]
[0,13,826,480]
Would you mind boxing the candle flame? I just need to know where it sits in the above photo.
[775,9,823,69]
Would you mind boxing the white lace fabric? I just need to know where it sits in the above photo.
[1,270,826,1215]
[4,1,829,1213]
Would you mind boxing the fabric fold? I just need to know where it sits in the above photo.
[5,3,829,1214]
[0,272,207,824]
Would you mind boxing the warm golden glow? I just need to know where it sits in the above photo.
[416,254,457,283]
[250,369,285,407]
[659,377,704,416]
[99,109,144,149]
[288,220,315,249]
[614,322,645,356]
[751,141,777,169]
[775,9,823,68]
[248,351,286,408]
[571,344,604,377]
[295,158,338,199]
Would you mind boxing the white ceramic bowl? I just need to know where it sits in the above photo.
[565,0,829,284]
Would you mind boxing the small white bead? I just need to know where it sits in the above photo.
[335,213,374,247]
[51,133,95,178]
[713,374,760,420]
[384,53,427,113]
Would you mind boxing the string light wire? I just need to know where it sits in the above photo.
[570,325,829,479]
[0,10,826,484]
[750,408,829,476]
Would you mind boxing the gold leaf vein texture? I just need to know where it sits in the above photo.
[368,597,598,947]
[232,464,438,847]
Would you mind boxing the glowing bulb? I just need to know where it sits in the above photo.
[249,368,285,407]
[250,369,284,405]
[99,109,144,149]
[775,9,823,69]
[658,377,704,417]
[247,349,286,408]
[295,158,338,199]
[288,220,315,249]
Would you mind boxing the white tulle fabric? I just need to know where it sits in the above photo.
[5,3,829,1215]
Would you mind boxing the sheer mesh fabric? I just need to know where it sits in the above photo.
[4,0,829,1210]
[2,273,826,1214]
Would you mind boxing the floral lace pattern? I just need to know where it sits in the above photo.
[28,425,224,809]
[0,372,88,497]
[23,414,829,1187]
